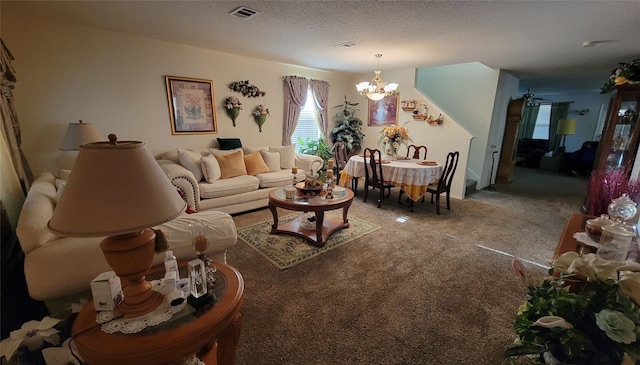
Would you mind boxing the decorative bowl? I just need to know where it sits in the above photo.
[296,182,323,198]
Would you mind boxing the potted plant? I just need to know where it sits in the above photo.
[297,137,332,165]
[331,96,365,156]
[506,253,640,364]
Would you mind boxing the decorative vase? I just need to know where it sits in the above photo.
[225,106,241,127]
[254,113,267,132]
[385,146,398,161]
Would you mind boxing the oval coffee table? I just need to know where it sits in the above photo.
[268,186,354,247]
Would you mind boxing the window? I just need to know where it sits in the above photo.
[290,88,321,152]
[532,104,551,139]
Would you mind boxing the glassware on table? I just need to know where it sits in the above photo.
[188,222,217,292]
[596,193,638,262]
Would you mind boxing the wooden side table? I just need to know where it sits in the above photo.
[72,262,244,365]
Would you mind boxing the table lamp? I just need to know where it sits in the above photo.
[48,134,186,318]
[556,119,576,154]
[59,120,102,150]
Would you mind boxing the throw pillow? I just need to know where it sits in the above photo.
[177,148,204,182]
[244,151,270,176]
[201,153,222,183]
[260,150,281,172]
[269,145,296,169]
[243,146,269,155]
[55,179,66,202]
[217,138,243,150]
[209,147,243,156]
[214,150,247,179]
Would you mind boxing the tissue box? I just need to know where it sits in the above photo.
[91,271,123,311]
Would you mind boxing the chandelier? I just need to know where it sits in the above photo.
[355,54,398,101]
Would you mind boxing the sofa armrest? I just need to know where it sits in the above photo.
[157,160,200,212]
[295,153,323,173]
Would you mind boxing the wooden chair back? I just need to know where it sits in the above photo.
[363,148,385,189]
[436,151,460,193]
[332,141,349,171]
[407,145,428,160]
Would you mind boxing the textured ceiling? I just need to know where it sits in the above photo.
[4,1,640,95]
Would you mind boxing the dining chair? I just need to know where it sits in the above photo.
[427,151,459,214]
[406,145,428,160]
[332,141,357,191]
[363,148,394,208]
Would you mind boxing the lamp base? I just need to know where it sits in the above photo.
[100,229,162,318]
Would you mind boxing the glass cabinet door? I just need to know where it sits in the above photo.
[594,85,640,174]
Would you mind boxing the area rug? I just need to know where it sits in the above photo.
[236,212,380,270]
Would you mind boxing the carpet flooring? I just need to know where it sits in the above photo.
[228,167,589,365]
[237,212,380,270]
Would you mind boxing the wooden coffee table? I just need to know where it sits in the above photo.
[72,262,243,365]
[268,186,354,247]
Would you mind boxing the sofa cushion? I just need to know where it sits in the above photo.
[215,150,247,179]
[178,148,204,182]
[244,151,270,176]
[201,153,221,183]
[199,175,260,199]
[256,169,298,188]
[243,146,268,155]
[209,147,243,156]
[217,138,242,150]
[261,150,281,172]
[270,145,296,169]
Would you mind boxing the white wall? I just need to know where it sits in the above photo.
[2,12,353,176]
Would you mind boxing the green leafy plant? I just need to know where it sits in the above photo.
[601,59,640,94]
[331,96,365,155]
[297,137,332,164]
[506,253,640,364]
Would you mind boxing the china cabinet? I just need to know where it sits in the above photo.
[592,85,640,175]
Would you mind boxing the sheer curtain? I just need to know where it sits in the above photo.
[1,38,32,193]
[309,79,329,142]
[518,103,540,140]
[549,102,571,152]
[282,76,309,146]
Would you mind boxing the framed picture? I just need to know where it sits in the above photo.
[165,76,218,134]
[367,96,399,126]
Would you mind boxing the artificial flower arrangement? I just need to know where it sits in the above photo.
[224,96,242,127]
[228,80,266,97]
[377,124,412,157]
[253,104,269,132]
[506,252,640,364]
[587,169,640,216]
[601,59,640,94]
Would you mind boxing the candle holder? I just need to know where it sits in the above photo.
[292,167,298,187]
[325,169,335,199]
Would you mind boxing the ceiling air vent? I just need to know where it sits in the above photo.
[229,6,260,19]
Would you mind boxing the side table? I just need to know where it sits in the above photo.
[72,262,244,365]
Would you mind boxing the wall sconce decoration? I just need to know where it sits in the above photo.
[253,104,269,132]
[412,104,429,120]
[224,96,242,127]
[401,99,416,111]
[228,80,266,98]
[426,114,444,126]
[578,109,590,115]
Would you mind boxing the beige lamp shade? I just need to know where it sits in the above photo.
[557,119,577,135]
[59,120,103,151]
[49,135,186,237]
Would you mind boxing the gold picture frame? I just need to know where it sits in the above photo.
[165,76,218,135]
[367,96,399,126]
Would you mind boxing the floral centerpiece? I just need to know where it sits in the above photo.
[506,252,640,364]
[378,124,412,160]
[253,104,269,132]
[601,59,640,94]
[224,96,242,127]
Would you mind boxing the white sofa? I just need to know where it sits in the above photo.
[157,145,323,214]
[16,172,238,303]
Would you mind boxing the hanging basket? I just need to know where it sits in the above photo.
[254,113,268,132]
[225,106,241,127]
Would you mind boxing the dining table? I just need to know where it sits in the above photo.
[339,155,443,209]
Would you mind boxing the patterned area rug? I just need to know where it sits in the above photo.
[237,212,380,270]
